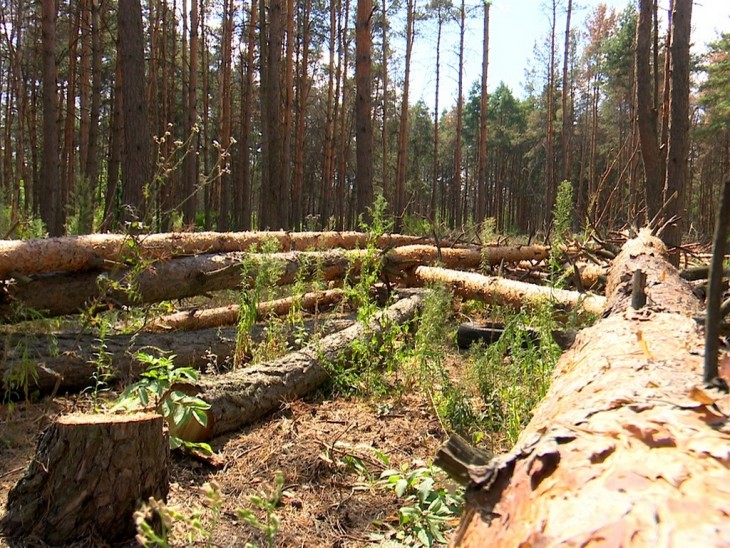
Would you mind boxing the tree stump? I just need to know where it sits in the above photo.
[1,412,169,544]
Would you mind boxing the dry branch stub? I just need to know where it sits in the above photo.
[1,412,168,544]
[409,265,606,315]
[448,229,730,546]
[174,290,427,442]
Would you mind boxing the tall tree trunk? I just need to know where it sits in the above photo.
[636,0,663,221]
[560,0,573,182]
[319,0,338,229]
[41,0,62,236]
[80,0,103,234]
[282,0,295,227]
[662,0,692,263]
[118,0,153,223]
[261,0,287,229]
[218,0,234,231]
[476,1,490,225]
[452,0,464,228]
[102,54,124,230]
[381,0,390,207]
[430,5,443,222]
[335,0,351,228]
[61,6,80,229]
[355,0,374,221]
[544,0,557,225]
[239,0,258,230]
[182,0,199,226]
[292,0,311,229]
[394,0,415,231]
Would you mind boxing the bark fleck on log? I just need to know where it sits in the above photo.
[409,265,606,315]
[449,230,730,546]
[1,412,168,544]
[176,290,427,441]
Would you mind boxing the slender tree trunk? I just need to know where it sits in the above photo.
[61,6,80,228]
[544,0,557,225]
[218,0,234,231]
[355,0,374,221]
[636,0,663,221]
[182,0,199,226]
[118,0,153,223]
[476,2,490,225]
[662,0,692,262]
[238,0,257,230]
[394,0,415,231]
[41,0,62,235]
[430,6,443,222]
[381,0,389,207]
[282,0,295,226]
[102,55,124,230]
[452,0,465,228]
[561,0,573,182]
[292,0,311,229]
[335,0,351,229]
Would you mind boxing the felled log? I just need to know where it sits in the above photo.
[0,318,354,397]
[147,288,346,332]
[447,230,730,546]
[0,230,425,278]
[1,412,168,544]
[173,290,426,441]
[408,265,606,315]
[0,249,362,321]
[383,244,548,270]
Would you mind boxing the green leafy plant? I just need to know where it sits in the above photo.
[376,464,463,547]
[134,481,223,547]
[236,471,285,548]
[112,351,213,454]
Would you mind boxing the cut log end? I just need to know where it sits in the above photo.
[2,412,169,545]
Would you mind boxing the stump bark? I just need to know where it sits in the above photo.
[1,412,168,544]
[446,230,730,546]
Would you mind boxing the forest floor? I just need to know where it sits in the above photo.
[0,349,491,547]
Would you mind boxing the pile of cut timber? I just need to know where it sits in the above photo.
[443,230,730,546]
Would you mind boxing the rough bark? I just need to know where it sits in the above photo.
[147,289,346,332]
[0,248,360,320]
[449,230,730,546]
[409,265,605,315]
[355,0,374,219]
[1,318,355,397]
[175,291,426,441]
[0,231,424,278]
[384,244,549,270]
[1,412,168,544]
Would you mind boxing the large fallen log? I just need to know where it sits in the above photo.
[146,288,347,332]
[0,230,425,278]
[383,244,548,270]
[173,290,426,441]
[409,265,606,315]
[1,317,354,397]
[0,249,361,320]
[446,230,730,546]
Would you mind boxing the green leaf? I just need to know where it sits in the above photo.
[395,478,409,498]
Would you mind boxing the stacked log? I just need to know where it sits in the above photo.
[446,230,730,546]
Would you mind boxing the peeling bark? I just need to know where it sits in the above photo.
[409,265,605,315]
[449,230,730,546]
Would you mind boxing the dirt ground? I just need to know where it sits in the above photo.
[0,382,456,547]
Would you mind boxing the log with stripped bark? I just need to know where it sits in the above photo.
[171,290,426,441]
[0,231,425,278]
[408,265,606,315]
[1,318,354,397]
[442,230,730,546]
[147,289,347,332]
[0,249,361,320]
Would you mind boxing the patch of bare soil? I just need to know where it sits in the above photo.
[0,388,449,547]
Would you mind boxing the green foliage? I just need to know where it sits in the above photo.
[112,351,213,455]
[236,471,285,548]
[467,304,563,444]
[699,32,730,134]
[375,464,463,547]
[134,481,223,547]
[235,238,286,366]
[548,180,575,288]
